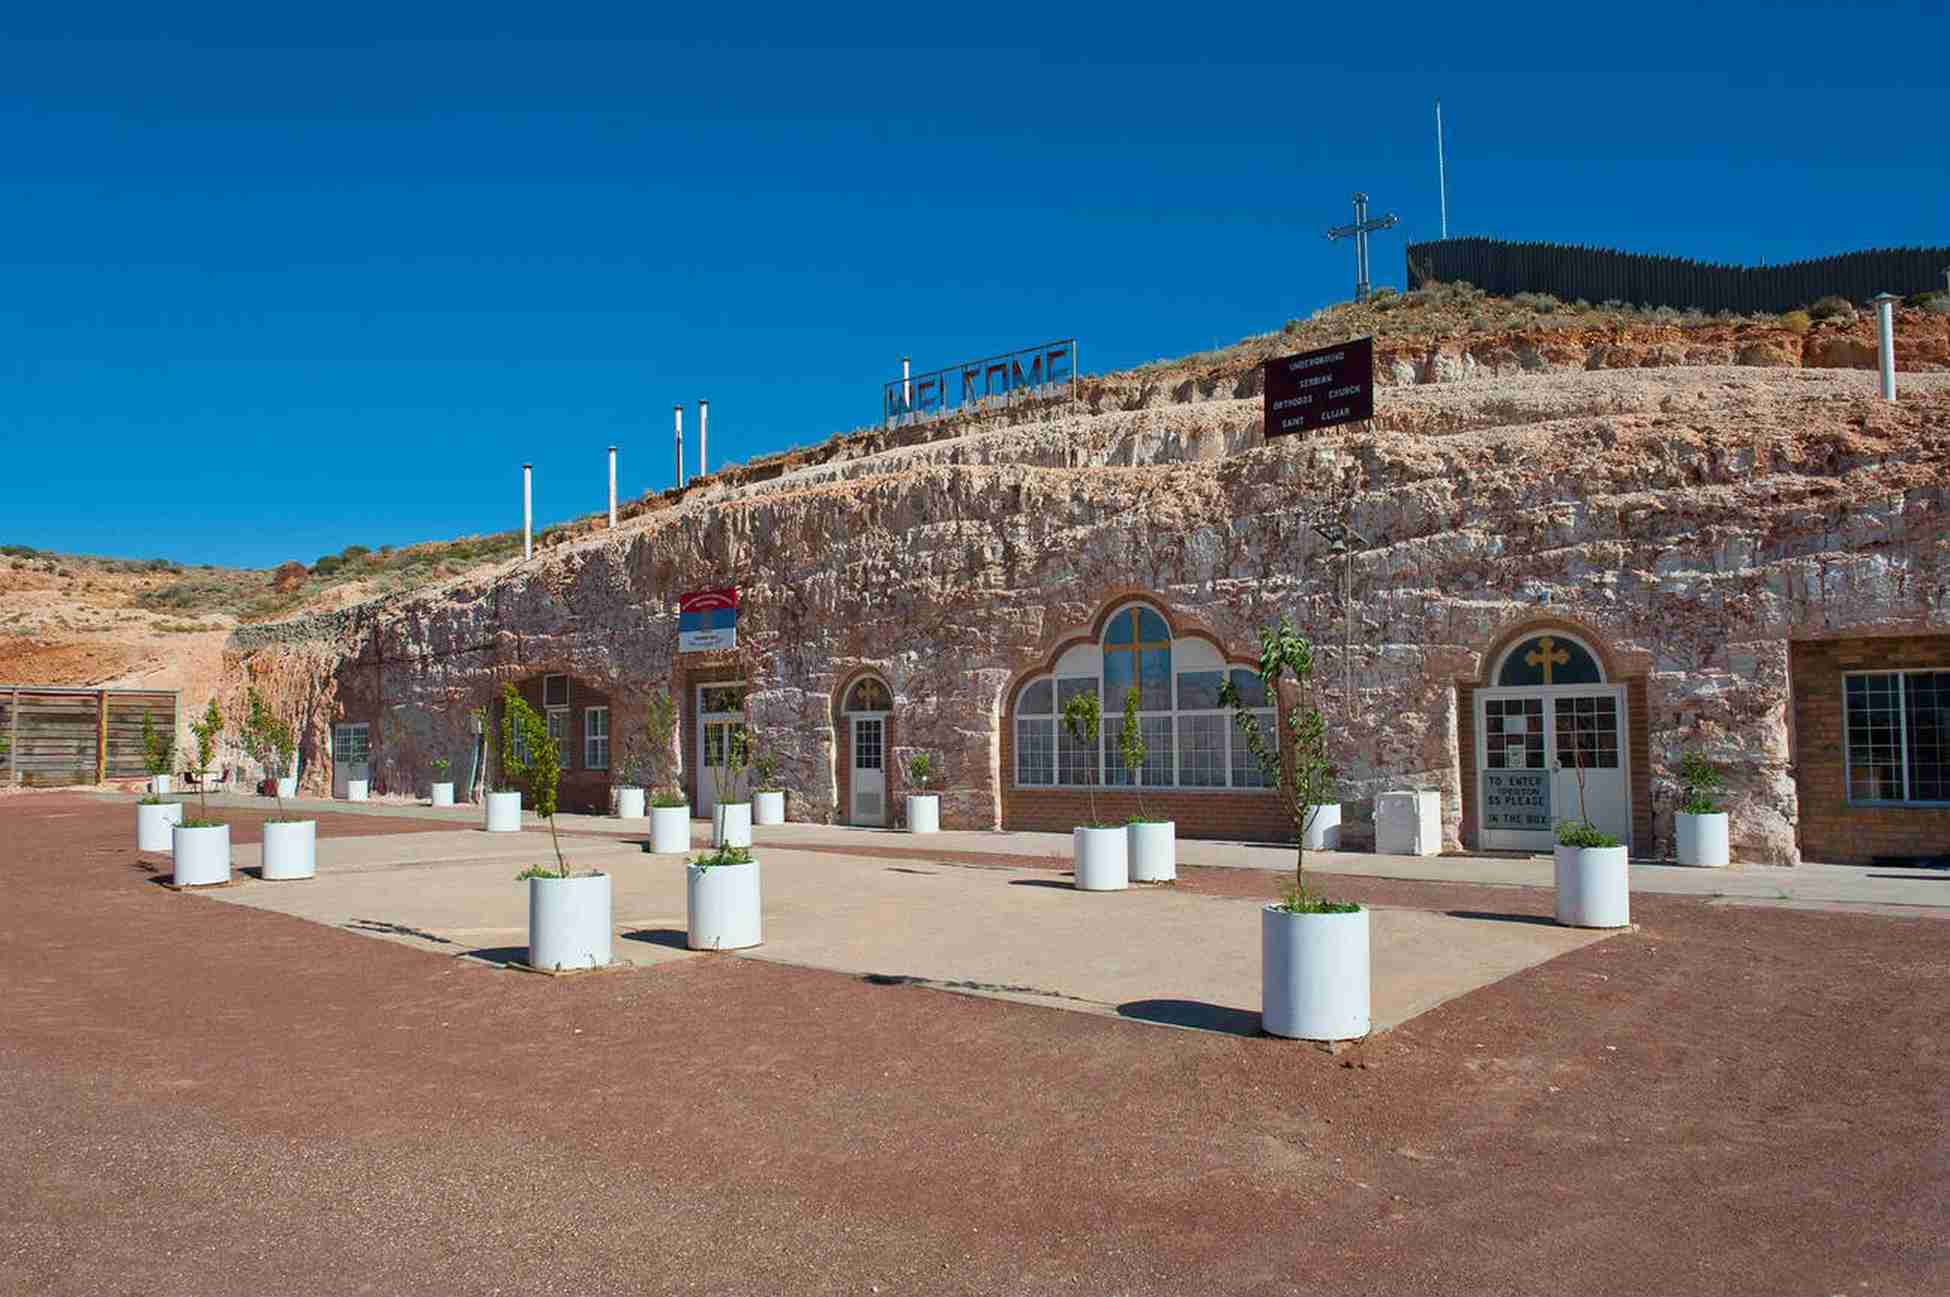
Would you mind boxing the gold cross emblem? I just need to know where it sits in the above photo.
[1525,636,1570,684]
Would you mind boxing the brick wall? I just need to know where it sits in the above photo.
[510,672,613,816]
[1791,635,1950,864]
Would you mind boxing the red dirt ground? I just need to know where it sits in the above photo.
[3,792,1945,1295]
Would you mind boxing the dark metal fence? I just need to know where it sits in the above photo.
[1405,238,1950,314]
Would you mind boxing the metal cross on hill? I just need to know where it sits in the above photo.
[1325,192,1399,303]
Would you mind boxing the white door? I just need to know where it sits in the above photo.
[1478,687,1630,851]
[331,723,370,799]
[696,683,747,818]
[850,714,887,826]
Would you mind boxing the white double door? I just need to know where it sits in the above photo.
[331,722,370,799]
[849,713,887,826]
[696,686,746,818]
[1478,686,1630,852]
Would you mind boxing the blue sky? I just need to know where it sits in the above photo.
[3,2,1945,568]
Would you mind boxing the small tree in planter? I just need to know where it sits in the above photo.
[643,690,689,852]
[1062,689,1126,889]
[905,750,940,834]
[710,721,753,848]
[1674,749,1728,867]
[480,690,531,832]
[141,713,175,795]
[1119,685,1175,882]
[512,692,611,971]
[1220,614,1366,1040]
[750,742,787,826]
[686,842,762,949]
[244,687,316,880]
[171,698,232,886]
[1551,707,1630,926]
[430,756,455,806]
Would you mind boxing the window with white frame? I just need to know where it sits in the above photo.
[547,706,570,769]
[584,706,609,771]
[1012,604,1277,790]
[1845,669,1949,804]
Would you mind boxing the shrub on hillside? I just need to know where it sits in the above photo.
[340,544,371,562]
[1808,295,1854,321]
[270,561,307,593]
[1781,310,1812,335]
[311,554,344,576]
[1511,291,1560,313]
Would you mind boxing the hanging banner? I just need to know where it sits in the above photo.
[678,588,739,653]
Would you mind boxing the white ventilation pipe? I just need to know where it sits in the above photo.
[608,446,618,527]
[699,400,709,477]
[902,355,911,407]
[522,463,533,560]
[674,404,685,488]
[1873,293,1899,401]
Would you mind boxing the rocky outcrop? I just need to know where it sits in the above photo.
[228,355,1950,866]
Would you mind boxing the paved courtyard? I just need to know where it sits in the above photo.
[4,791,1946,1295]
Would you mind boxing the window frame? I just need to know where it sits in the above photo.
[1010,611,1277,793]
[584,706,609,772]
[546,705,571,770]
[1843,667,1950,807]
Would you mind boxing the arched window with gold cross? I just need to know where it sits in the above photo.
[1103,605,1173,710]
[1496,633,1603,687]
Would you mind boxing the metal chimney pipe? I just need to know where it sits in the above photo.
[673,404,685,488]
[607,445,618,528]
[902,355,911,407]
[699,400,709,476]
[1873,293,1900,401]
[522,463,533,560]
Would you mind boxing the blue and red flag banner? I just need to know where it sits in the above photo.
[678,588,739,653]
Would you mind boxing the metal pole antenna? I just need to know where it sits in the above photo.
[1436,100,1448,240]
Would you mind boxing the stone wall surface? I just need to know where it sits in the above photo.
[228,360,1950,866]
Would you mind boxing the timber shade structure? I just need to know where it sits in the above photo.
[0,686,178,787]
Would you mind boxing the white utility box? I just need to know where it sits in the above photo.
[1374,789,1442,857]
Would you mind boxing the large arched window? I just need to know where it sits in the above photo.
[1012,603,1275,790]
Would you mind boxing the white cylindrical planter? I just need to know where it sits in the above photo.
[136,800,184,852]
[613,786,646,819]
[1675,812,1729,868]
[906,794,940,834]
[170,823,231,887]
[1301,803,1343,851]
[261,820,317,880]
[1073,826,1129,891]
[1127,820,1176,882]
[527,872,612,972]
[713,802,753,849]
[1554,845,1631,928]
[150,774,173,796]
[1262,906,1371,1040]
[346,778,369,802]
[753,790,786,826]
[276,775,298,800]
[650,804,690,853]
[687,859,762,950]
[431,781,455,807]
[484,790,523,832]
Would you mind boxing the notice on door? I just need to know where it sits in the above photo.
[1482,770,1551,831]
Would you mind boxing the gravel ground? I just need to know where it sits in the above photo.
[2,793,1945,1296]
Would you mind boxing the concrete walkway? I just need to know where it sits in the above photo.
[211,827,1608,1036]
[128,789,1950,916]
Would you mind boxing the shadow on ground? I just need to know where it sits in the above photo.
[1444,909,1561,927]
[1117,998,1264,1037]
[621,928,690,951]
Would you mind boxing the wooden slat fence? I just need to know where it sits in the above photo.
[2,687,178,787]
[1405,238,1950,314]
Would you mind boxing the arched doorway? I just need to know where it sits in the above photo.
[1476,631,1633,851]
[841,675,892,827]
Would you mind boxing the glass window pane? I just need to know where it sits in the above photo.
[1057,676,1098,709]
[1105,609,1136,645]
[1232,711,1276,787]
[1018,678,1053,716]
[1015,718,1054,786]
[1905,671,1949,802]
[1103,650,1135,703]
[1228,669,1270,709]
[1177,670,1223,710]
[1177,714,1226,787]
[1847,672,1904,801]
[1141,715,1173,786]
[1136,608,1169,643]
[1138,647,1171,710]
[1058,719,1098,786]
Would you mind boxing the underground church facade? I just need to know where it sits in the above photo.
[228,359,1950,868]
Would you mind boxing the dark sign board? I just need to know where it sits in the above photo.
[1262,336,1374,437]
